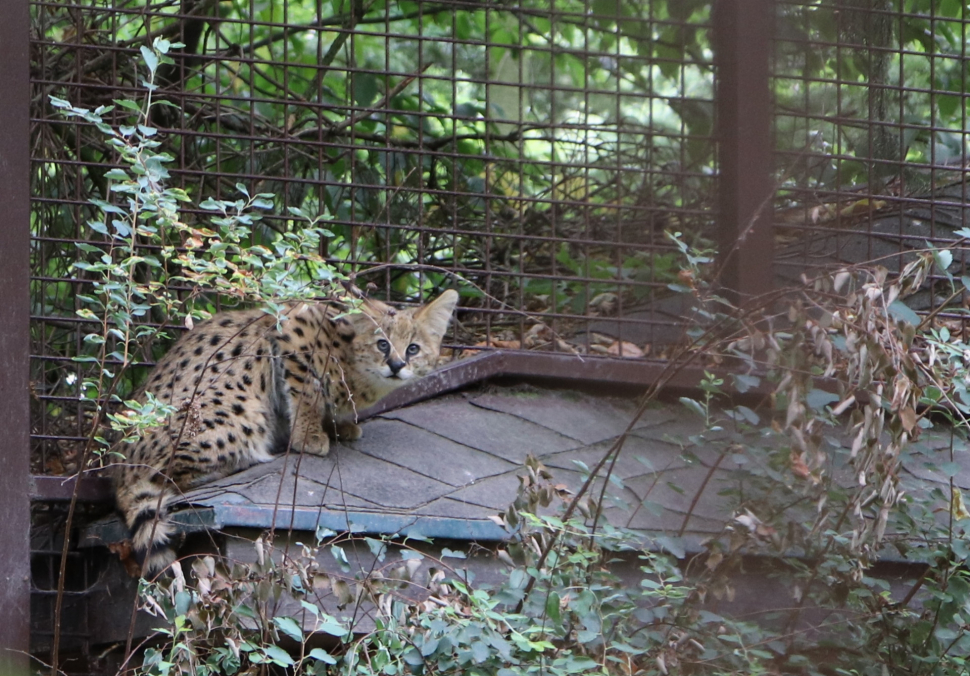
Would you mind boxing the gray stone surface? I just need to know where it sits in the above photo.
[382,398,581,462]
[469,390,674,445]
[625,465,733,520]
[295,453,453,510]
[543,436,692,479]
[443,473,528,511]
[84,383,970,558]
[351,418,515,487]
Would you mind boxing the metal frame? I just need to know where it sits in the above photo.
[714,0,774,301]
[0,0,33,669]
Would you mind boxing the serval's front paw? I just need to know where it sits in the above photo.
[292,426,331,457]
[334,420,363,442]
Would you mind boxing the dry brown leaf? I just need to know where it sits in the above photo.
[471,340,521,350]
[790,451,812,480]
[523,323,552,348]
[109,540,143,578]
[589,292,619,316]
[899,406,917,433]
[839,198,887,217]
[589,332,615,346]
[606,341,643,358]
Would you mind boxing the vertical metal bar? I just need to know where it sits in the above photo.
[0,0,32,671]
[713,0,774,300]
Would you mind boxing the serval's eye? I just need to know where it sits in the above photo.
[376,339,390,353]
[406,343,420,356]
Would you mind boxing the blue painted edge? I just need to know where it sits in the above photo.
[211,504,509,541]
[80,503,510,547]
[79,501,925,568]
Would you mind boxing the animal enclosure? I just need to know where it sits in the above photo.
[5,0,970,668]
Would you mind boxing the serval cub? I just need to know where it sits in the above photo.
[114,290,458,574]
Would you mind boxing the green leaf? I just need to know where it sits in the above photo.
[656,535,685,559]
[330,544,350,570]
[273,616,303,642]
[592,0,619,20]
[544,591,561,624]
[679,396,706,419]
[806,389,840,412]
[939,94,959,120]
[471,640,490,664]
[140,45,159,74]
[354,73,380,107]
[732,373,761,393]
[113,99,141,112]
[308,648,336,665]
[940,461,962,477]
[365,537,387,561]
[940,0,961,18]
[402,648,424,667]
[888,300,920,326]
[174,590,192,616]
[420,635,439,657]
[317,618,347,637]
[262,644,294,667]
[934,248,954,275]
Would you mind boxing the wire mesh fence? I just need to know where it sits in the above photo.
[30,502,109,667]
[26,4,970,476]
[772,1,970,315]
[28,0,716,476]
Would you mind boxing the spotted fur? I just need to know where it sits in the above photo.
[113,291,458,575]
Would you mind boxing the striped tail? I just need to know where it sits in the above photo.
[117,476,179,576]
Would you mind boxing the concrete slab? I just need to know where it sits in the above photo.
[469,390,675,445]
[98,383,970,564]
[418,496,503,520]
[444,473,529,511]
[298,452,454,510]
[542,435,693,480]
[383,396,581,462]
[352,418,516,487]
[625,464,734,521]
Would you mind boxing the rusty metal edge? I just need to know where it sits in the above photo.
[359,351,728,419]
[0,0,32,668]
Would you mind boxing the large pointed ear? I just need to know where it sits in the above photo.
[414,289,459,338]
[357,296,393,321]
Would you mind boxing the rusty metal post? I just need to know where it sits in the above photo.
[713,0,774,301]
[0,0,32,671]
